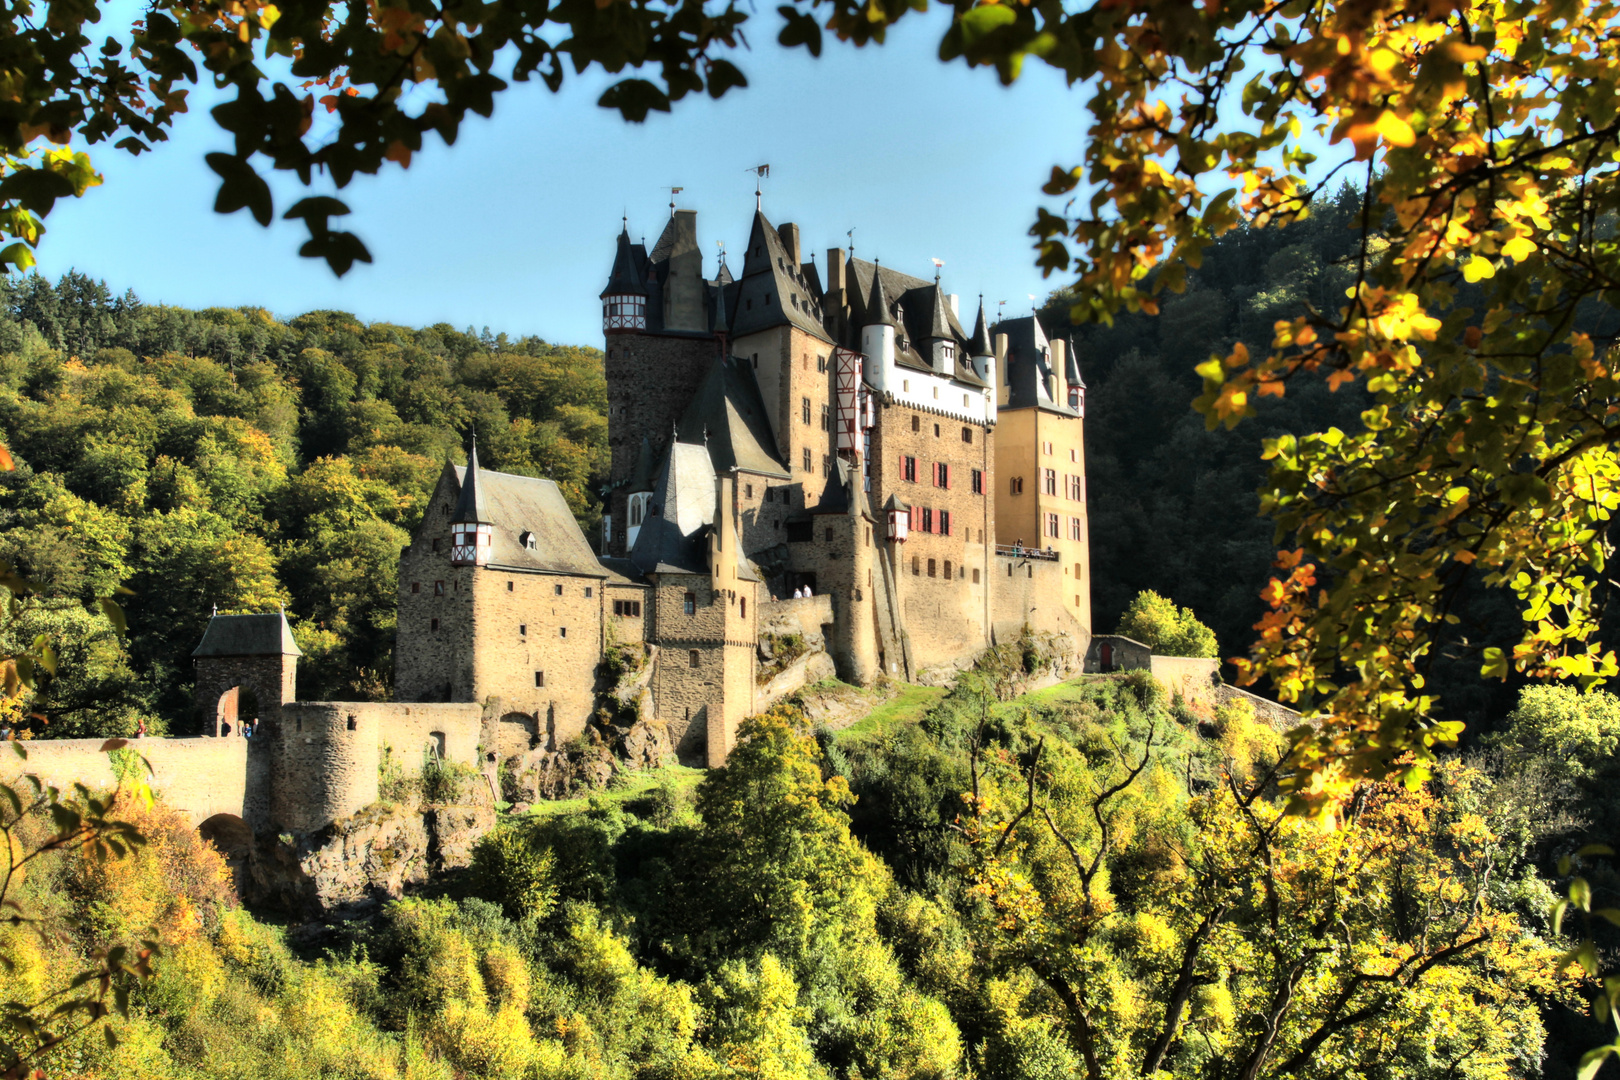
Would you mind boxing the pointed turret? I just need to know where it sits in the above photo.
[601,226,648,333]
[713,272,730,337]
[450,435,492,567]
[860,262,898,392]
[970,297,995,360]
[1066,336,1086,415]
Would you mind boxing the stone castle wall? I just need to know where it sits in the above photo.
[470,569,603,748]
[194,653,297,733]
[990,552,1089,655]
[396,476,478,702]
[17,736,251,827]
[869,398,996,671]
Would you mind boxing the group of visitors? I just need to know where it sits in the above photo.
[791,585,815,599]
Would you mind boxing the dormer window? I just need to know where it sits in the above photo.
[520,531,538,551]
[942,342,955,364]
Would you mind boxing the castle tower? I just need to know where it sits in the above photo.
[192,610,300,735]
[601,226,648,333]
[860,265,897,393]
[970,297,996,395]
[450,435,492,567]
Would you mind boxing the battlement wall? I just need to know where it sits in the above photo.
[14,737,250,827]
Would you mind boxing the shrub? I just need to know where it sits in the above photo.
[1117,590,1218,658]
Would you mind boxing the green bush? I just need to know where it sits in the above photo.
[1118,589,1218,657]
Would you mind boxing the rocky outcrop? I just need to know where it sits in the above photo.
[209,795,496,919]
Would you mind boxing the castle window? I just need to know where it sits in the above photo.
[934,423,941,436]
[1067,474,1082,500]
[520,624,527,635]
[689,650,700,668]
[903,380,910,392]
[585,587,593,598]
[911,415,920,433]
[746,484,753,499]
[802,448,812,471]
[802,397,811,425]
[825,527,834,542]
[902,456,917,482]
[431,618,440,631]
[347,716,357,731]
[1076,594,1082,607]
[944,560,953,579]
[803,353,809,370]
[921,507,933,533]
[684,593,696,615]
[973,568,981,584]
[927,558,936,577]
[560,627,567,637]
[1044,469,1058,496]
[822,454,831,477]
[554,584,563,596]
[535,670,544,687]
[1075,562,1083,578]
[821,404,829,431]
[432,538,440,552]
[507,581,513,591]
[817,355,827,373]
[912,556,920,575]
[1069,516,1083,541]
[1071,448,1078,462]
[740,597,746,618]
[521,531,538,550]
[934,463,950,489]
[1046,512,1060,538]
[412,582,420,593]
[972,469,984,494]
[962,426,972,443]
[940,511,952,536]
[434,581,444,596]
[1043,441,1054,455]
[1010,476,1024,495]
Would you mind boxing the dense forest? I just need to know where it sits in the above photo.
[0,274,606,734]
[11,667,1614,1079]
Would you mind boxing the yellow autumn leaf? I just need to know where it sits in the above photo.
[1374,111,1417,147]
[1501,235,1536,261]
[1462,256,1496,282]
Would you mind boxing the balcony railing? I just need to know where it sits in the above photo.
[995,545,1059,561]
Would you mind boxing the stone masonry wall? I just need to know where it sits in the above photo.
[605,583,650,646]
[733,325,834,509]
[194,653,297,733]
[396,474,477,702]
[990,553,1088,657]
[786,513,879,685]
[604,331,718,557]
[18,736,251,827]
[870,397,996,670]
[471,569,603,748]
[1148,656,1222,706]
[273,704,381,833]
[649,574,736,762]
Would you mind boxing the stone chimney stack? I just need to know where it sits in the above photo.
[779,223,802,268]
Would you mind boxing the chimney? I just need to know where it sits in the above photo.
[779,223,801,268]
[1051,337,1068,408]
[827,247,846,296]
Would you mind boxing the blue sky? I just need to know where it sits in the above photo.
[32,13,1089,348]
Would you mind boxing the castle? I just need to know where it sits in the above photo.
[20,202,1098,838]
[394,203,1095,766]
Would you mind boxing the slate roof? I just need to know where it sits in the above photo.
[600,228,647,298]
[452,436,490,523]
[1065,337,1086,389]
[810,457,875,520]
[994,314,1080,416]
[597,557,649,585]
[444,463,604,576]
[969,298,995,358]
[677,354,791,478]
[627,437,659,494]
[193,612,302,657]
[629,440,716,575]
[730,211,832,343]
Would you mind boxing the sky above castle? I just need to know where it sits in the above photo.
[33,13,1084,348]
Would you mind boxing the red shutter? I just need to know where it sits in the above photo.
[910,504,920,531]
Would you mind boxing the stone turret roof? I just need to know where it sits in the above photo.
[444,463,603,576]
[863,263,897,328]
[994,314,1079,416]
[629,440,716,575]
[847,258,986,388]
[600,227,647,298]
[810,457,875,519]
[731,211,832,343]
[1066,337,1085,389]
[677,354,791,479]
[969,298,994,358]
[452,436,490,524]
[193,611,302,657]
[924,282,954,341]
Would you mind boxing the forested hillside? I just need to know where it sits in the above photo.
[10,669,1606,1080]
[0,273,606,735]
[1051,184,1537,733]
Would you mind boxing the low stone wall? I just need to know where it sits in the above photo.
[759,651,838,706]
[758,595,835,648]
[370,704,483,768]
[1214,684,1305,730]
[1148,655,1222,706]
[1085,634,1153,673]
[15,736,251,827]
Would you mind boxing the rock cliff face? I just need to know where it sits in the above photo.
[204,795,496,919]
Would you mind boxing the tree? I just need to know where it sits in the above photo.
[1117,589,1217,658]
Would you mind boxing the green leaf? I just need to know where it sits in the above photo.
[0,168,76,216]
[205,153,272,227]
[298,230,372,278]
[1576,1046,1617,1080]
[1578,843,1615,857]
[0,243,37,272]
[598,80,672,122]
[1596,908,1620,929]
[97,598,126,637]
[959,3,1016,48]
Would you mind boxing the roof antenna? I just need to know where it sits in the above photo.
[670,186,683,217]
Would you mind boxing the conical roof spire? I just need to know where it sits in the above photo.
[452,432,490,524]
[599,225,647,299]
[713,274,729,336]
[864,261,896,328]
[1066,336,1085,389]
[970,296,994,358]
[926,279,953,340]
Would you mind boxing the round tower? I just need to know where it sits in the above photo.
[860,262,897,393]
